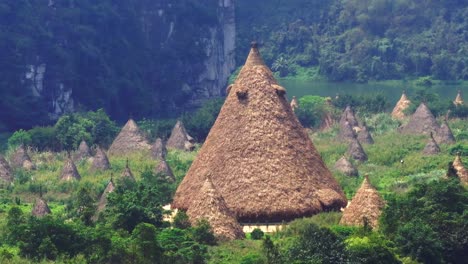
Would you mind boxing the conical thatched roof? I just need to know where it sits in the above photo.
[172,43,347,222]
[108,119,151,156]
[166,121,194,151]
[154,158,175,182]
[32,198,51,217]
[290,96,299,112]
[60,157,81,181]
[357,124,374,144]
[453,90,464,106]
[91,147,111,171]
[436,119,455,145]
[339,106,359,129]
[151,138,167,160]
[339,120,356,142]
[400,103,439,135]
[10,145,35,170]
[121,159,135,181]
[0,155,13,185]
[391,91,411,120]
[347,138,368,162]
[74,140,91,161]
[334,156,358,177]
[187,178,245,240]
[422,133,440,155]
[340,175,385,229]
[453,153,468,185]
[96,179,115,214]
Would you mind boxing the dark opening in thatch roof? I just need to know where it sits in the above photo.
[347,138,368,162]
[32,198,52,217]
[453,153,468,185]
[339,106,359,129]
[340,175,385,229]
[391,91,411,120]
[10,145,35,170]
[154,158,175,182]
[91,147,111,171]
[436,119,455,145]
[357,124,374,144]
[74,140,91,161]
[187,178,245,240]
[0,155,13,185]
[108,119,151,156]
[334,156,358,177]
[454,90,464,106]
[166,120,194,151]
[151,138,167,160]
[121,159,135,181]
[172,43,347,222]
[60,157,81,181]
[422,133,440,155]
[96,179,115,215]
[400,103,439,135]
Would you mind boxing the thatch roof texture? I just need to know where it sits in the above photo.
[347,138,368,162]
[340,175,385,229]
[339,120,357,142]
[187,178,245,240]
[400,103,439,135]
[422,133,440,155]
[172,43,347,222]
[154,158,175,182]
[121,159,135,181]
[166,120,194,151]
[453,90,464,106]
[453,153,468,185]
[334,156,358,177]
[11,145,35,170]
[391,91,411,120]
[0,155,13,185]
[108,119,151,156]
[91,147,111,171]
[74,140,91,161]
[340,106,359,129]
[96,179,115,214]
[60,157,81,181]
[151,138,167,160]
[436,119,455,145]
[32,198,52,217]
[290,96,299,112]
[357,124,374,144]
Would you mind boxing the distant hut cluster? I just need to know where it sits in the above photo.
[166,120,195,151]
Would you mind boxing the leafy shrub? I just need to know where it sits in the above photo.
[295,95,330,128]
[173,210,191,229]
[192,219,217,246]
[7,130,32,149]
[138,119,176,142]
[239,253,266,264]
[28,126,58,151]
[182,98,224,141]
[250,228,265,240]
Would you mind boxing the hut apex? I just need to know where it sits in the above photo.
[436,117,455,145]
[74,140,91,161]
[91,147,111,171]
[32,198,52,217]
[453,153,468,185]
[108,119,151,156]
[391,91,411,120]
[334,156,358,177]
[151,138,167,160]
[166,120,195,151]
[400,102,439,135]
[340,175,385,229]
[290,96,299,112]
[340,106,359,129]
[155,158,175,182]
[96,178,115,215]
[122,159,135,181]
[422,132,440,155]
[187,178,245,241]
[453,90,464,106]
[11,145,35,170]
[60,157,81,181]
[172,44,347,223]
[0,155,13,184]
[347,137,368,162]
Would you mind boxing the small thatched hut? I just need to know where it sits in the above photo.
[60,157,81,181]
[10,145,35,170]
[154,158,175,182]
[151,138,167,160]
[391,91,411,120]
[187,178,245,240]
[339,120,356,142]
[422,132,440,155]
[334,156,358,177]
[357,123,374,144]
[436,118,455,145]
[347,138,368,162]
[121,159,135,181]
[96,179,115,214]
[453,90,464,106]
[400,103,439,135]
[172,43,347,222]
[0,155,13,185]
[108,119,151,156]
[452,153,468,185]
[74,140,91,161]
[290,96,299,112]
[166,121,194,151]
[32,197,52,217]
[91,147,111,171]
[340,175,385,229]
[340,106,359,129]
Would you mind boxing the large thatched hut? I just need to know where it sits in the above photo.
[339,106,359,129]
[357,123,374,144]
[60,157,81,181]
[422,132,440,155]
[340,175,385,229]
[334,156,358,177]
[91,147,111,171]
[11,145,35,170]
[347,138,368,162]
[187,178,245,240]
[172,43,347,222]
[74,140,91,161]
[32,198,52,217]
[108,119,151,156]
[0,155,13,185]
[452,153,468,185]
[154,158,175,182]
[436,118,455,145]
[400,103,439,135]
[391,91,411,120]
[453,90,464,106]
[151,138,167,160]
[166,121,194,151]
[96,179,115,214]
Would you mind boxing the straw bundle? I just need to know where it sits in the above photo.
[400,103,439,135]
[453,90,464,106]
[108,119,151,156]
[334,156,358,177]
[0,155,13,184]
[453,153,468,185]
[166,120,194,151]
[32,198,52,217]
[60,157,81,181]
[290,96,299,112]
[91,147,111,171]
[347,138,368,162]
[151,138,167,160]
[422,133,440,155]
[391,91,411,120]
